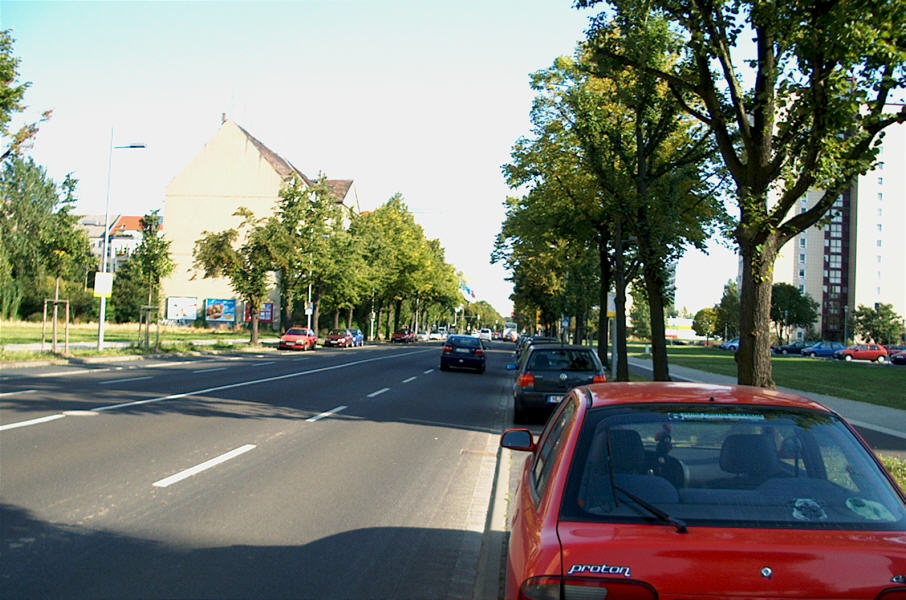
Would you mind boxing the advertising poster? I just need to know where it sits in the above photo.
[205,298,236,322]
[244,302,274,323]
[167,297,198,320]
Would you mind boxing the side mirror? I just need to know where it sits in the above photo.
[501,428,535,452]
[506,363,517,371]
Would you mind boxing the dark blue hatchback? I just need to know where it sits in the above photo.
[439,335,486,373]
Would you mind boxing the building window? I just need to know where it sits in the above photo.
[799,238,807,248]
[877,224,883,232]
[878,208,883,217]
[878,192,883,201]
[878,255,882,264]
[878,176,884,185]
[799,253,806,264]
[799,269,805,278]
[878,240,883,247]
[829,255,841,269]
[799,284,805,293]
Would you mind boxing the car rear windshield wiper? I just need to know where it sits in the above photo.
[613,485,688,534]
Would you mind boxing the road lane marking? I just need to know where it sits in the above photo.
[99,376,152,385]
[402,377,417,383]
[0,414,65,432]
[90,349,434,412]
[0,389,36,397]
[254,361,275,366]
[423,369,434,374]
[306,405,347,422]
[152,444,257,488]
[367,387,390,398]
[193,367,227,374]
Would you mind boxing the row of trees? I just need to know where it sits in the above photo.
[495,0,905,386]
[192,183,468,344]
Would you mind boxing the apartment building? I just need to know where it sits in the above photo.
[774,114,905,341]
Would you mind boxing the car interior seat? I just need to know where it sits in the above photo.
[712,433,783,488]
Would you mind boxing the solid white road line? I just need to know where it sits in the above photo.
[98,376,152,385]
[306,405,348,423]
[254,361,275,366]
[0,389,36,397]
[402,377,417,383]
[193,367,227,374]
[152,444,257,488]
[367,387,390,398]
[0,414,65,432]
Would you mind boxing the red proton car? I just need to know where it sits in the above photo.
[501,382,906,600]
[278,327,317,351]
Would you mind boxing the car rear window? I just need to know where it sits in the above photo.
[285,328,306,335]
[561,404,906,531]
[527,349,597,371]
[450,336,480,348]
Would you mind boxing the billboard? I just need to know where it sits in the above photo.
[205,298,236,322]
[244,302,274,323]
[166,297,198,320]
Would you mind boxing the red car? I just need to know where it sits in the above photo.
[278,327,317,351]
[391,329,414,343]
[501,382,906,600]
[324,328,354,347]
[834,344,889,363]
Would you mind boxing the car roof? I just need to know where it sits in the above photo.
[528,343,591,351]
[582,382,832,413]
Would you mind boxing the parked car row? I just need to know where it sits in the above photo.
[279,327,363,350]
[498,382,906,599]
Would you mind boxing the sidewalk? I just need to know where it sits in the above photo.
[628,357,906,441]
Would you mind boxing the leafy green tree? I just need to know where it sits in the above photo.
[629,284,651,340]
[693,307,718,343]
[770,283,819,344]
[192,208,273,345]
[110,210,174,327]
[853,303,903,346]
[580,0,906,387]
[0,156,94,319]
[715,280,740,341]
[1,30,51,162]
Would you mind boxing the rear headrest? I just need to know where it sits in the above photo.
[609,429,647,474]
[720,434,780,475]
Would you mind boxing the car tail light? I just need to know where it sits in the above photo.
[519,576,656,600]
[592,374,607,383]
[475,348,484,356]
[517,373,535,388]
[442,345,453,354]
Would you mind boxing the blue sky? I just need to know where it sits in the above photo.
[1,0,737,317]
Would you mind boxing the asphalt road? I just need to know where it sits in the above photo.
[0,343,514,599]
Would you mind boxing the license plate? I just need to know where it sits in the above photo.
[455,348,471,353]
[547,395,564,404]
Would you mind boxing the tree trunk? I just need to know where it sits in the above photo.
[597,232,611,368]
[643,262,670,381]
[347,306,353,329]
[613,218,629,382]
[333,309,340,330]
[284,290,294,329]
[248,299,260,345]
[737,233,779,387]
[312,287,322,339]
[393,298,403,333]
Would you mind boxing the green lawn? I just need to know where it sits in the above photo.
[631,344,905,411]
[0,320,270,361]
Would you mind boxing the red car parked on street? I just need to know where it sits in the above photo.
[834,344,889,363]
[500,382,906,600]
[391,329,415,343]
[324,328,354,347]
[278,327,317,351]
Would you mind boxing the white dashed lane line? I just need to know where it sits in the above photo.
[402,377,417,383]
[0,389,36,398]
[152,444,257,488]
[306,405,347,423]
[367,387,390,398]
[99,376,153,385]
[423,369,434,374]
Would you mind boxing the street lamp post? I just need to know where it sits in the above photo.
[97,129,146,350]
